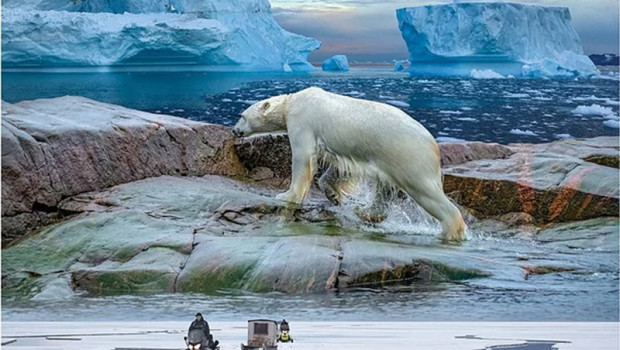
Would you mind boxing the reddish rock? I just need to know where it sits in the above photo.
[1,97,246,243]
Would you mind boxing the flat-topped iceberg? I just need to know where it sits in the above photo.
[1,0,320,71]
[396,3,598,77]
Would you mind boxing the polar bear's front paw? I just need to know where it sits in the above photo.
[441,229,467,242]
[276,191,301,204]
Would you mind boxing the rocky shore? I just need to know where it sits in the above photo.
[2,97,618,299]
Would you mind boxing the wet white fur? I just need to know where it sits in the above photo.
[233,87,466,241]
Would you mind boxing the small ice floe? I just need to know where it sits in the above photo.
[555,133,573,139]
[510,128,538,136]
[439,110,463,115]
[603,119,620,128]
[571,104,616,118]
[436,136,466,143]
[221,98,233,102]
[379,94,396,99]
[470,69,505,79]
[345,91,365,97]
[504,92,530,98]
[386,100,410,108]
[393,59,410,72]
[238,99,259,105]
[571,95,619,106]
[524,89,544,95]
[532,96,552,101]
[456,117,477,121]
[460,107,473,111]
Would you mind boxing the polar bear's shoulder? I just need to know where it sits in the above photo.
[296,86,328,96]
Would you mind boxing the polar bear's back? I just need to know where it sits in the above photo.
[292,87,435,149]
[290,87,441,183]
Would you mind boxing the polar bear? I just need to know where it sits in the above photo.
[232,87,466,241]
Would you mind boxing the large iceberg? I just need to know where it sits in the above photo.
[2,0,321,71]
[396,3,598,77]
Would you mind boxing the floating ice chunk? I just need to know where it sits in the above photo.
[393,59,410,72]
[603,120,620,128]
[456,117,477,121]
[470,69,505,79]
[436,136,466,143]
[571,104,616,117]
[322,55,349,72]
[386,100,410,108]
[439,110,463,115]
[504,93,530,98]
[510,129,538,136]
[555,133,573,139]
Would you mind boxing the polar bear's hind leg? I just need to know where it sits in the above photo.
[401,178,467,242]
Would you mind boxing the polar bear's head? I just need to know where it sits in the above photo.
[232,95,289,138]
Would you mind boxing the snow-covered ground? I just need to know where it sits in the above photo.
[2,322,618,350]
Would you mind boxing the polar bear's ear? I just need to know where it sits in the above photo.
[261,101,271,111]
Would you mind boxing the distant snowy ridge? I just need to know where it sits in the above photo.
[2,0,320,71]
[396,3,598,77]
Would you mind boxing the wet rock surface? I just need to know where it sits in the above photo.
[1,175,496,298]
[3,174,617,300]
[1,97,618,301]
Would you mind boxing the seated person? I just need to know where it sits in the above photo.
[188,313,219,349]
[278,319,293,343]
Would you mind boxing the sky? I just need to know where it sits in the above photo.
[271,0,620,62]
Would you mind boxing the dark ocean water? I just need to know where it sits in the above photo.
[2,67,618,144]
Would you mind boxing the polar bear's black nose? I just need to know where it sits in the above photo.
[232,128,244,138]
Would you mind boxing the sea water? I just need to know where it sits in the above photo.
[2,67,619,144]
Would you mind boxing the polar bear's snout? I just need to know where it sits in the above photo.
[232,114,251,138]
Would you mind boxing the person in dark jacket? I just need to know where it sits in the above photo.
[189,313,219,349]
